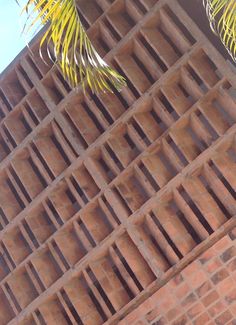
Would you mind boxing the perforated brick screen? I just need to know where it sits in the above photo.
[0,0,236,324]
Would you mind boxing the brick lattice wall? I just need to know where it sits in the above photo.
[0,0,235,324]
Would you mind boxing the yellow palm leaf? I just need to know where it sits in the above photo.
[19,0,126,93]
[203,0,236,61]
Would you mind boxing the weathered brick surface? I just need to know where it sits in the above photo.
[120,231,236,324]
[0,0,235,324]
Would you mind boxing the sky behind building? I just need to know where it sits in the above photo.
[0,1,31,73]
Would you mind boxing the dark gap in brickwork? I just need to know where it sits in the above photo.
[51,135,71,166]
[166,135,188,166]
[51,240,70,270]
[113,244,143,291]
[46,199,64,226]
[87,267,116,314]
[139,162,160,192]
[31,143,55,180]
[81,101,105,134]
[35,309,47,325]
[71,176,88,204]
[198,174,232,219]
[139,35,167,72]
[77,220,96,248]
[3,125,17,148]
[28,157,47,189]
[91,94,114,124]
[164,6,196,45]
[7,178,25,210]
[131,118,151,146]
[208,161,236,200]
[179,185,214,234]
[22,220,39,248]
[101,195,121,225]
[150,212,183,259]
[60,289,83,324]
[81,276,107,322]
[27,55,43,79]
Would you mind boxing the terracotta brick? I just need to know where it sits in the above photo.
[169,274,184,288]
[175,283,191,300]
[187,303,204,319]
[205,258,222,274]
[189,270,208,289]
[215,310,233,325]
[172,315,188,325]
[196,281,212,298]
[166,307,181,321]
[211,268,230,285]
[202,290,220,307]
[230,303,236,316]
[227,321,236,325]
[146,307,161,322]
[181,292,198,309]
[199,248,215,264]
[151,316,166,325]
[229,228,236,241]
[220,246,236,263]
[182,262,199,278]
[208,300,226,317]
[217,276,235,295]
[193,312,210,325]
[227,258,236,272]
[225,289,236,305]
[213,237,232,253]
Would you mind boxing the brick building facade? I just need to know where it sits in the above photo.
[0,0,236,324]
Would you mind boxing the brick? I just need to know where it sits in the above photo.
[228,321,236,325]
[208,300,226,317]
[227,258,236,272]
[213,237,231,253]
[217,276,235,295]
[199,248,215,264]
[146,307,160,322]
[182,262,199,278]
[225,289,236,305]
[166,307,181,321]
[193,312,210,325]
[175,283,191,300]
[172,315,188,325]
[169,274,184,288]
[202,290,219,307]
[181,292,198,308]
[230,302,236,316]
[187,303,204,319]
[211,268,230,285]
[229,228,236,241]
[151,317,166,325]
[196,281,212,298]
[205,258,222,274]
[220,246,236,263]
[189,270,207,289]
[215,310,233,325]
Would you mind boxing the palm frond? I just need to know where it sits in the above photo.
[203,0,236,61]
[20,0,126,93]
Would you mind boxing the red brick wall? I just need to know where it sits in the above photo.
[119,228,236,325]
